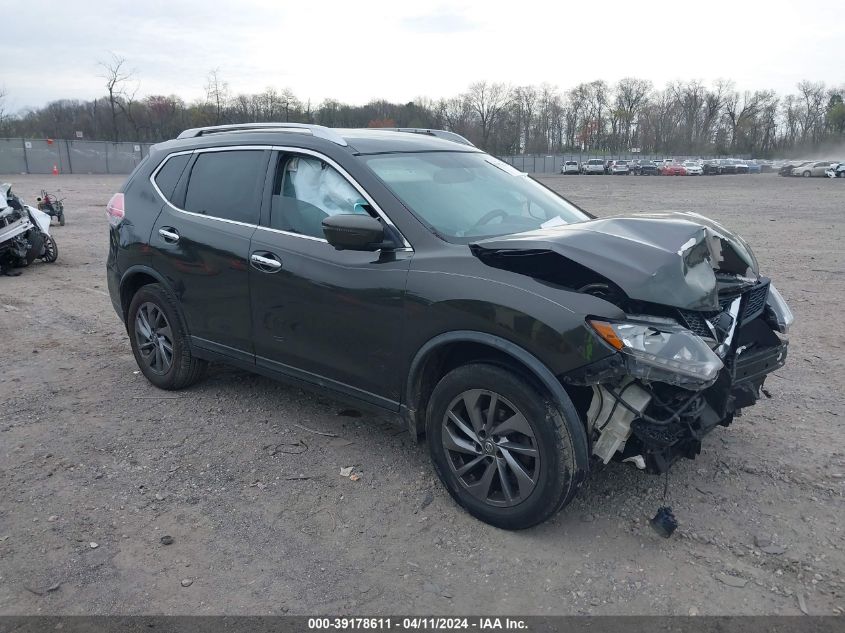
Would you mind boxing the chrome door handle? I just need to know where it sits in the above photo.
[158,227,180,242]
[250,253,282,271]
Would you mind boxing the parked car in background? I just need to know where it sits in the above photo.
[779,161,808,176]
[561,160,580,175]
[825,163,844,178]
[747,161,762,174]
[660,163,687,176]
[702,159,721,175]
[732,159,749,174]
[824,163,845,178]
[584,158,606,175]
[637,161,659,176]
[794,161,836,177]
[610,160,630,175]
[682,160,703,175]
[717,159,738,175]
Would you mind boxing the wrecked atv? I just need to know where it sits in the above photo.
[472,211,792,475]
[1,183,58,275]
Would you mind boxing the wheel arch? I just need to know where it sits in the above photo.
[403,331,582,440]
[119,266,191,337]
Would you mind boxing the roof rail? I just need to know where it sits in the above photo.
[380,128,475,147]
[176,123,348,146]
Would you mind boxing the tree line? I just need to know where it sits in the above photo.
[1,57,843,157]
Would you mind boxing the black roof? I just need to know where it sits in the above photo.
[339,129,478,154]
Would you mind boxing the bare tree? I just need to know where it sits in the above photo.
[466,81,511,148]
[98,53,134,141]
[514,86,538,152]
[796,80,826,144]
[205,69,230,125]
[0,85,7,132]
[615,78,652,150]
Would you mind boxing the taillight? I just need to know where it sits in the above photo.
[107,193,125,227]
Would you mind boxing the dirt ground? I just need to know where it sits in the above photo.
[1,172,843,616]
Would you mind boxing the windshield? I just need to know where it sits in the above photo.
[363,152,589,242]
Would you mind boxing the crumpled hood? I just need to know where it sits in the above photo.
[470,212,759,311]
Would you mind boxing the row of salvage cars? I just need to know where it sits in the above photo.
[562,158,769,176]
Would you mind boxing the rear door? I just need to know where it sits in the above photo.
[149,147,270,360]
[248,149,412,409]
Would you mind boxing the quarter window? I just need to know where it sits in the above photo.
[154,154,190,201]
[269,155,369,238]
[183,150,265,224]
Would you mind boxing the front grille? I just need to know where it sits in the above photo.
[742,282,769,324]
[678,310,713,338]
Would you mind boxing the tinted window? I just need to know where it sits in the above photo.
[184,150,265,223]
[154,154,190,201]
[270,155,369,238]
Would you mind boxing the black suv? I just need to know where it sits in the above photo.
[107,124,792,529]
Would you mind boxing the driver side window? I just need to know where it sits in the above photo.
[270,154,368,239]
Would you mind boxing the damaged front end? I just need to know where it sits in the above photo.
[471,212,793,474]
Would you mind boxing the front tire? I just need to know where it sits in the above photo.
[41,235,58,263]
[426,363,588,529]
[127,284,207,390]
[803,171,811,178]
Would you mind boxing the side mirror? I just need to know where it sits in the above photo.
[322,214,389,251]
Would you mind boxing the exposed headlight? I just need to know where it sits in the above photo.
[765,284,794,334]
[588,318,724,388]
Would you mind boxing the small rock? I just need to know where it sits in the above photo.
[688,607,699,616]
[797,593,808,615]
[47,515,59,522]
[89,542,99,549]
[762,544,786,555]
[423,582,441,594]
[160,535,174,546]
[420,491,434,510]
[754,534,772,548]
[581,514,595,523]
[715,573,747,588]
[181,578,193,587]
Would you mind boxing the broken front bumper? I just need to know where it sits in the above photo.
[563,338,788,474]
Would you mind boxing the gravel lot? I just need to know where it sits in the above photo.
[1,172,843,615]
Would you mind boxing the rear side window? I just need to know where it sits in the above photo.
[184,150,265,224]
[154,154,190,201]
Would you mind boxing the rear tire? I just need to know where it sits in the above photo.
[426,363,588,529]
[127,284,207,390]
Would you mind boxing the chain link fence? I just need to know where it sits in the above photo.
[0,138,155,175]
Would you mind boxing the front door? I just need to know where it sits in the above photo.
[249,150,412,409]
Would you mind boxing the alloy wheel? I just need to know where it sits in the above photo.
[441,389,540,507]
[134,302,174,375]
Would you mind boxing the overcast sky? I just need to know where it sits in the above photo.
[3,0,843,112]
